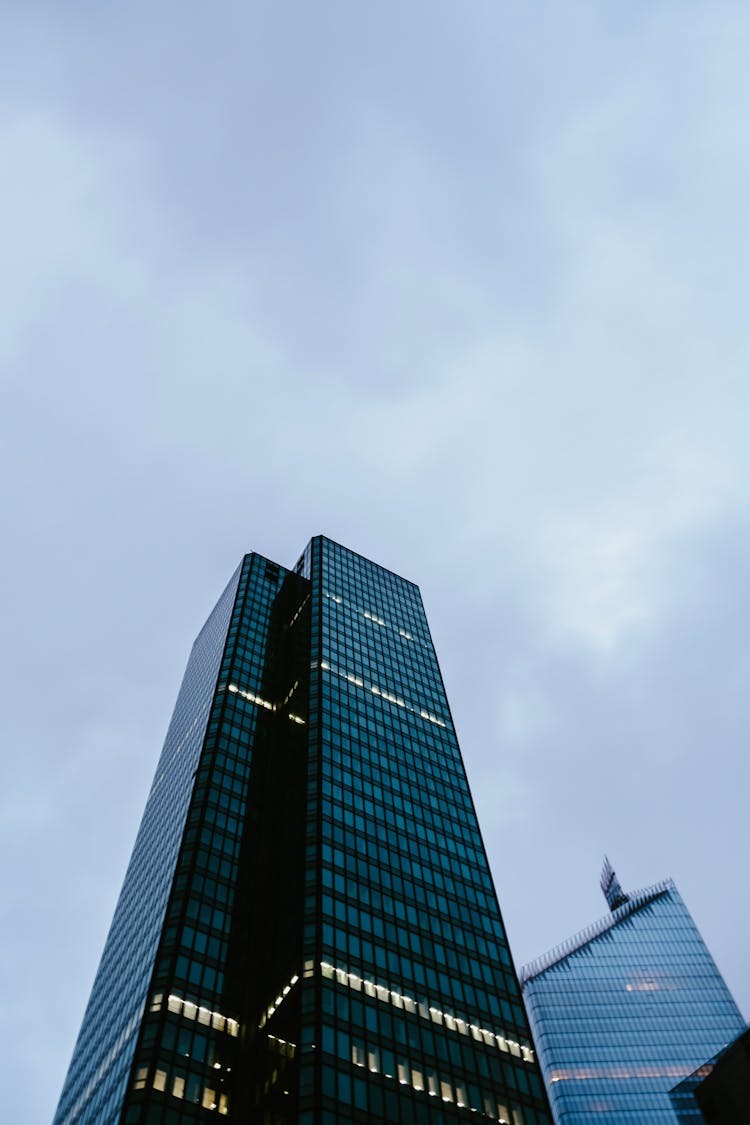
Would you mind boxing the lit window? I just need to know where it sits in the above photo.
[352,1041,366,1068]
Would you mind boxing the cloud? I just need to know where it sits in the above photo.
[3,5,750,1122]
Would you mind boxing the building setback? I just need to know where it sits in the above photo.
[54,536,552,1125]
[520,860,745,1123]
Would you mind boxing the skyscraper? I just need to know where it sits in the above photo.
[54,537,552,1125]
[519,861,745,1123]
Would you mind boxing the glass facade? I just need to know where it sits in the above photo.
[54,563,243,1125]
[54,536,552,1125]
[670,1027,750,1123]
[520,865,745,1124]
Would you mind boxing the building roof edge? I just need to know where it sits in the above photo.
[519,878,676,987]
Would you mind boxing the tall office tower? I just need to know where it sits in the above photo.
[54,537,552,1125]
[519,861,745,1124]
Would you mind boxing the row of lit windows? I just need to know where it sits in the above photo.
[222,681,306,725]
[325,711,459,762]
[319,923,523,1032]
[320,625,439,680]
[548,1062,699,1083]
[321,655,444,713]
[318,893,504,994]
[319,963,534,1063]
[324,589,427,645]
[321,677,447,729]
[342,1034,520,1124]
[320,654,445,714]
[149,992,239,1036]
[137,1066,228,1115]
[319,661,448,728]
[321,713,452,771]
[319,716,456,777]
[320,717,459,790]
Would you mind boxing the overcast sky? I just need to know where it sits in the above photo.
[2,3,750,1122]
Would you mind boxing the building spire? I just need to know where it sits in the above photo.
[600,856,629,911]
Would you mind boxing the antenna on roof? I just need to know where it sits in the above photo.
[600,856,629,911]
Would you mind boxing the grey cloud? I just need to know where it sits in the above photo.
[2,4,750,1122]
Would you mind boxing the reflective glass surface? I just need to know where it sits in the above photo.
[521,882,745,1123]
[54,537,552,1125]
[294,538,550,1125]
[54,564,243,1125]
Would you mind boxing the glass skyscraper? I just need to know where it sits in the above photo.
[54,536,552,1125]
[519,860,745,1123]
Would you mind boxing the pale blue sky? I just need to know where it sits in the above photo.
[2,4,750,1121]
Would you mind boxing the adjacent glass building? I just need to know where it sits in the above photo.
[670,1027,750,1123]
[54,536,552,1125]
[519,860,745,1123]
